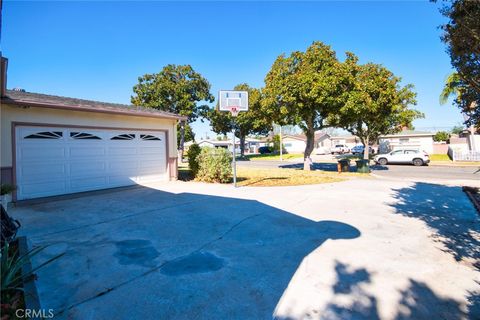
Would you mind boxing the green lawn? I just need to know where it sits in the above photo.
[429,154,452,161]
[244,153,303,161]
[178,162,369,186]
[236,167,346,186]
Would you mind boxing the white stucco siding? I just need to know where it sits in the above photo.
[1,104,178,167]
[283,139,306,153]
[379,136,434,154]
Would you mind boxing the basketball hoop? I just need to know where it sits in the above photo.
[229,107,239,117]
[218,90,249,188]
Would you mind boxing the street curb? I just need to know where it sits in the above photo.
[369,172,480,187]
[430,162,480,167]
[463,187,480,214]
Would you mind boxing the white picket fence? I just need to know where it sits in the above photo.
[448,147,480,162]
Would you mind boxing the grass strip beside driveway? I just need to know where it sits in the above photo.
[236,167,347,187]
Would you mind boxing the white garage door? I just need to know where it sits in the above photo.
[15,126,167,200]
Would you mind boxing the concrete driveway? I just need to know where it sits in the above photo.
[11,178,480,319]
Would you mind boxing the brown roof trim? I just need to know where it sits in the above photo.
[1,94,188,121]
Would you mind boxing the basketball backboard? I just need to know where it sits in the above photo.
[218,90,249,116]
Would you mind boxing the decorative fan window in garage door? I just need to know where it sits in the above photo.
[24,131,63,139]
[70,132,102,140]
[140,134,161,141]
[111,134,136,140]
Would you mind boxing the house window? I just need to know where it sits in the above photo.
[70,132,102,140]
[24,131,63,139]
[111,134,135,140]
[284,143,292,148]
[399,138,409,144]
[140,134,161,141]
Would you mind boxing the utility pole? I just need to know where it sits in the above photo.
[279,124,283,161]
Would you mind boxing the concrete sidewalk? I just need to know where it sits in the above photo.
[10,178,480,319]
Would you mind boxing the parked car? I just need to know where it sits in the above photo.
[314,146,330,155]
[258,146,272,154]
[374,149,430,166]
[351,145,375,155]
[331,144,350,154]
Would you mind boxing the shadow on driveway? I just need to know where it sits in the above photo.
[17,187,360,319]
[277,260,469,320]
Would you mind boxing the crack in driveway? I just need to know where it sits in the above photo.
[29,198,205,240]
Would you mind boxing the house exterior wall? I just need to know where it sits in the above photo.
[282,138,306,153]
[1,104,179,183]
[378,135,434,154]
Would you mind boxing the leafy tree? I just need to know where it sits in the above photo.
[439,72,479,127]
[263,41,346,170]
[205,84,271,157]
[434,131,450,142]
[131,64,214,157]
[436,0,480,127]
[328,58,423,160]
[266,134,286,153]
[451,124,464,134]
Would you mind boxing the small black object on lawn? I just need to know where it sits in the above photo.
[356,159,370,173]
[337,159,350,173]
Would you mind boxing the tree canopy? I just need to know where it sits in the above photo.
[205,83,271,157]
[327,58,422,160]
[263,41,346,169]
[437,0,480,127]
[131,64,214,150]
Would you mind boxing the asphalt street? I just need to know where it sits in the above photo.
[237,159,480,183]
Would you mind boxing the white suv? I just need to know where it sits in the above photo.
[331,144,350,154]
[374,149,430,166]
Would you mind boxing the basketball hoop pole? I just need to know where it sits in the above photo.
[231,114,237,188]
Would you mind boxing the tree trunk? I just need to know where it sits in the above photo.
[240,135,246,157]
[363,136,370,161]
[179,121,185,162]
[303,127,315,171]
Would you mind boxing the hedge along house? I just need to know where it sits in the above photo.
[0,58,186,201]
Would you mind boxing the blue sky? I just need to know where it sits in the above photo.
[2,1,462,138]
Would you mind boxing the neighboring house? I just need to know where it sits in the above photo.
[448,132,480,161]
[329,135,362,149]
[282,135,307,153]
[197,139,240,153]
[280,132,332,154]
[378,130,434,154]
[0,57,185,201]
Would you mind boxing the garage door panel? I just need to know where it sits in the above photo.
[69,147,106,158]
[108,147,138,156]
[21,181,67,198]
[69,161,106,177]
[19,147,66,161]
[138,147,164,155]
[16,126,168,200]
[70,176,108,190]
[109,160,138,171]
[108,175,137,186]
[19,163,67,182]
[138,160,166,171]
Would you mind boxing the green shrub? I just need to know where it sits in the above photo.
[0,184,16,196]
[196,148,232,183]
[187,143,202,177]
[433,131,450,142]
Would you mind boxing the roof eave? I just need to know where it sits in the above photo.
[1,98,188,121]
